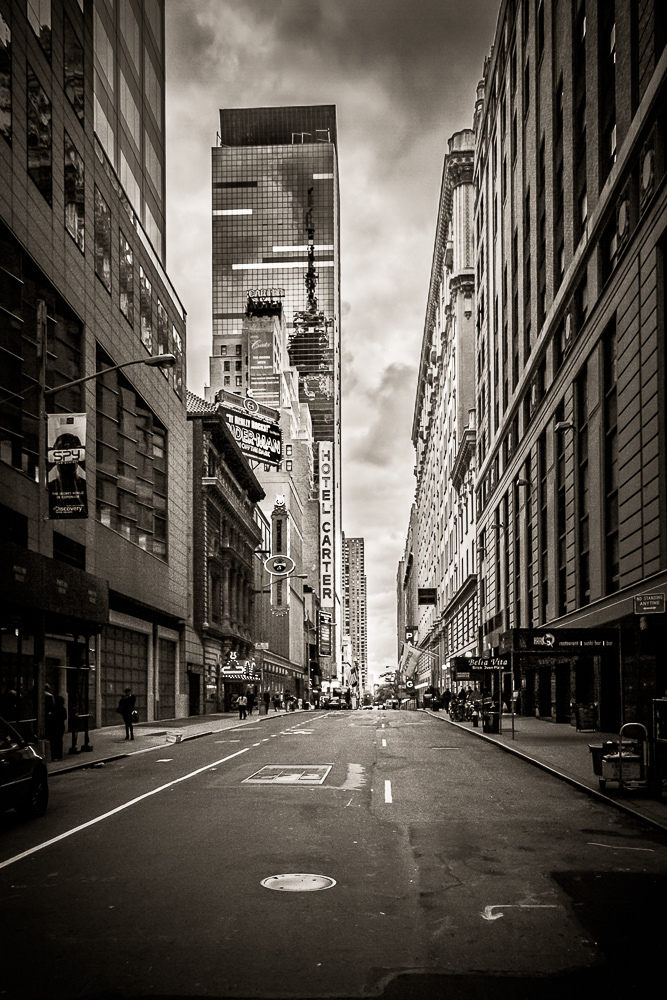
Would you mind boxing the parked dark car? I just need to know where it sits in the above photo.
[0,716,49,819]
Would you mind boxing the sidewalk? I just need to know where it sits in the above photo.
[47,707,302,776]
[422,708,667,833]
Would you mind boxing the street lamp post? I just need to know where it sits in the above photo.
[32,337,175,748]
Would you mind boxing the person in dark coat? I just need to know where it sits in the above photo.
[47,695,67,761]
[246,690,255,716]
[263,690,271,715]
[443,689,451,713]
[118,688,136,740]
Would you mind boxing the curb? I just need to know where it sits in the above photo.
[421,709,667,835]
[48,710,311,776]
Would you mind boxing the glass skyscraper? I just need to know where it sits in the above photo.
[209,105,342,670]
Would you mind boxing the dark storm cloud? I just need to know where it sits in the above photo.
[348,363,416,468]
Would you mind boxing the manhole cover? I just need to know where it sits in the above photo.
[261,874,336,892]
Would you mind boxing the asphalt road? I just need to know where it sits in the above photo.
[2,708,666,1000]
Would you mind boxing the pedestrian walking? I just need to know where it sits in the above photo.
[263,690,271,715]
[118,687,136,740]
[238,693,248,720]
[443,688,451,713]
[47,694,67,761]
[246,690,255,715]
[272,695,280,712]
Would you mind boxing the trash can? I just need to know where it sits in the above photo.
[589,744,605,776]
[483,712,500,734]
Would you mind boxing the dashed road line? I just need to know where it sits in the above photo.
[381,738,387,747]
[385,780,392,803]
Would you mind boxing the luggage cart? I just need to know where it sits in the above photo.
[597,723,649,792]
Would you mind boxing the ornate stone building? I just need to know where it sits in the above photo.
[186,392,264,714]
[405,130,478,699]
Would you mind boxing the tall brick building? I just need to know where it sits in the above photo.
[474,0,667,730]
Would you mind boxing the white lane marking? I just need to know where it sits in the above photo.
[252,742,261,746]
[0,747,251,871]
[381,724,385,729]
[384,780,392,803]
[382,739,387,747]
[215,740,240,743]
[481,904,560,922]
[156,759,173,762]
[587,842,655,852]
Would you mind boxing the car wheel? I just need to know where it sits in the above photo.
[19,771,49,819]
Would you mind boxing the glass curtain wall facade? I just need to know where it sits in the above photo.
[210,106,342,676]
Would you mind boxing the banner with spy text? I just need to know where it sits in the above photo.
[47,413,88,519]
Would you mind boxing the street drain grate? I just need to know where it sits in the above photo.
[243,764,332,785]
[261,874,336,892]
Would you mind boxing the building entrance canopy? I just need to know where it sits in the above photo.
[499,629,616,655]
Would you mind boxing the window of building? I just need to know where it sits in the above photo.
[171,325,183,398]
[27,0,51,60]
[223,360,230,372]
[220,344,227,356]
[64,131,85,252]
[94,7,114,94]
[119,70,140,149]
[145,129,162,193]
[235,344,242,356]
[144,50,162,129]
[53,531,86,570]
[120,149,141,214]
[235,375,242,387]
[94,186,111,291]
[576,368,590,605]
[555,400,568,615]
[538,430,548,617]
[0,236,83,480]
[95,346,168,559]
[285,461,292,471]
[235,359,242,371]
[0,12,10,144]
[224,375,231,386]
[145,0,163,54]
[94,94,115,166]
[156,299,169,358]
[27,65,52,205]
[63,13,84,122]
[285,444,292,456]
[119,232,134,325]
[603,322,619,593]
[140,267,152,351]
[119,0,141,76]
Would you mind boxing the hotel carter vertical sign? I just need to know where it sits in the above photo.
[319,442,334,607]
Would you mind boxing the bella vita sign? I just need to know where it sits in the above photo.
[319,441,334,607]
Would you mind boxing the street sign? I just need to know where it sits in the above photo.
[265,554,295,576]
[500,628,615,654]
[255,642,269,650]
[451,656,509,670]
[405,626,417,641]
[634,594,665,614]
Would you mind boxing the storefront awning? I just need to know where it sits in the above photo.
[221,671,262,681]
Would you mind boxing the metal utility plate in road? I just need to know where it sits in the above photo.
[243,765,332,784]
[260,873,336,891]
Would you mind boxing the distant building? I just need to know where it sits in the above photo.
[0,0,188,740]
[474,0,667,729]
[210,106,343,682]
[342,535,368,694]
[208,293,319,705]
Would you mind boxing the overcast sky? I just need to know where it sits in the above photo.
[165,0,499,684]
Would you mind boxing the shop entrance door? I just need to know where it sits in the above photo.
[188,672,200,716]
[554,662,570,722]
[538,666,552,717]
